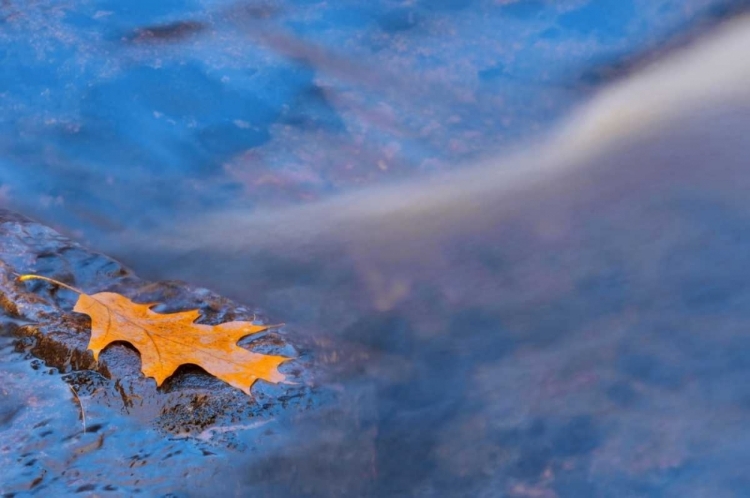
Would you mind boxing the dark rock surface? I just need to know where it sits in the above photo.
[0,208,312,436]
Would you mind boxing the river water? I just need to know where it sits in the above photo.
[3,1,750,496]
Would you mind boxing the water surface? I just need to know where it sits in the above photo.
[2,1,750,496]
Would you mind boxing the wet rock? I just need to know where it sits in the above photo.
[129,20,207,43]
[0,209,311,436]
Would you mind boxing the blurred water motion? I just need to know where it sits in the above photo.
[3,0,750,496]
[1,0,743,237]
[130,89,750,496]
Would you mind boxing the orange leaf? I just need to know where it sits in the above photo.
[20,275,288,395]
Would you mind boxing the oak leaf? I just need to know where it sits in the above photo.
[20,275,288,394]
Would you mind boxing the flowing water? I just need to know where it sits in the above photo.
[2,1,750,496]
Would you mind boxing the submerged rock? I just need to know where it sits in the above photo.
[0,209,312,436]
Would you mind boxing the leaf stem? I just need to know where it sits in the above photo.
[18,274,85,295]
